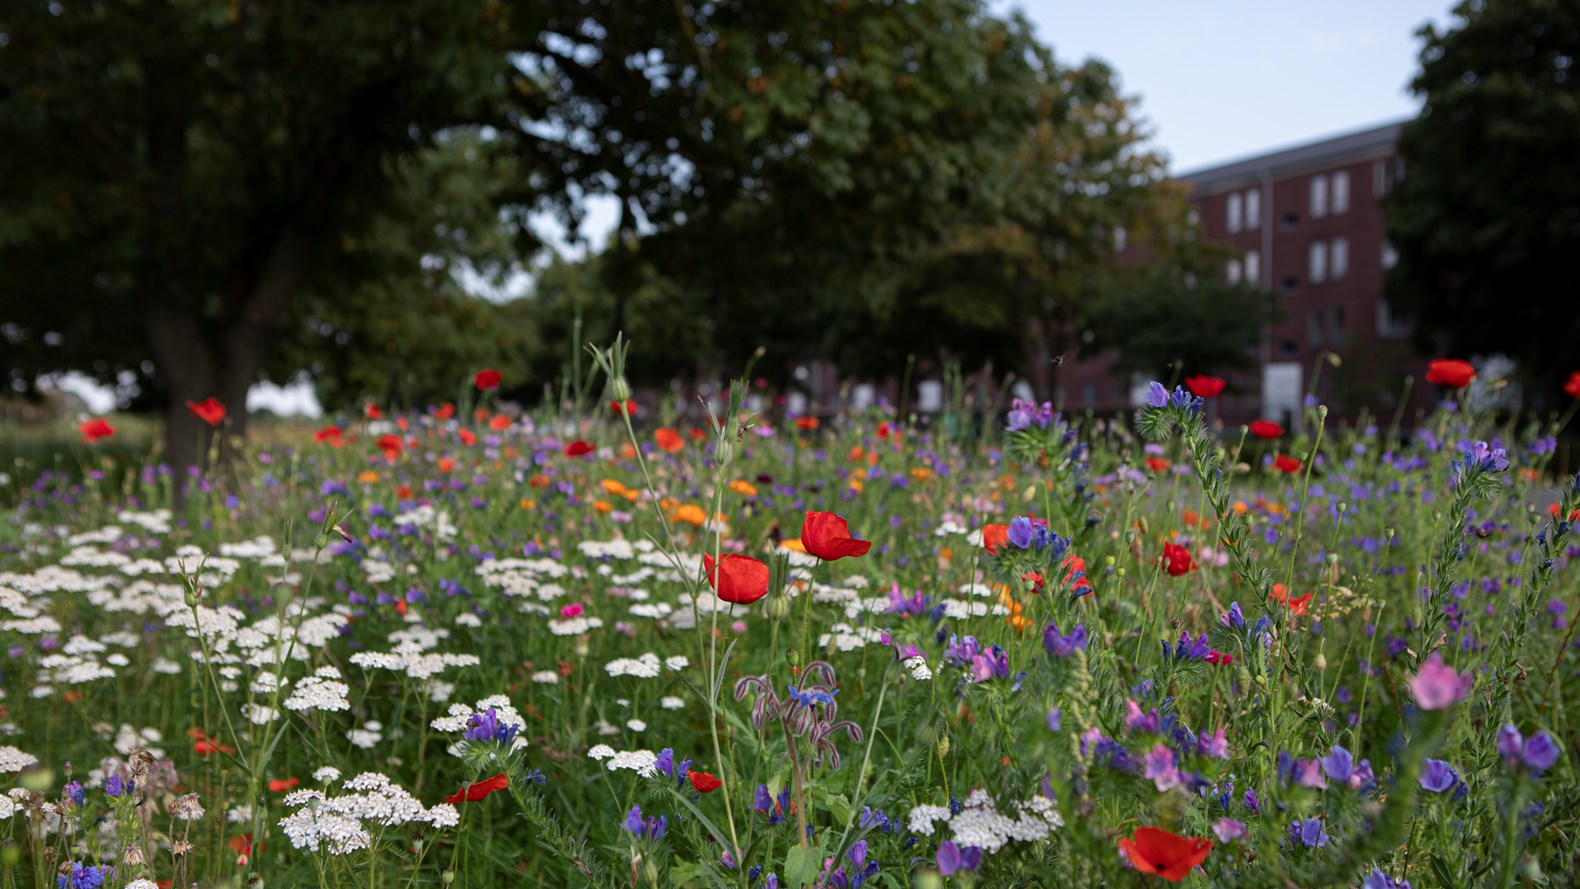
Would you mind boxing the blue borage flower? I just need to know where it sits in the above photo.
[653,748,692,790]
[786,685,837,708]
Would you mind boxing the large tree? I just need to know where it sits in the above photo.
[1385,0,1580,395]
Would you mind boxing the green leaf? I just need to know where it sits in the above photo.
[783,842,825,889]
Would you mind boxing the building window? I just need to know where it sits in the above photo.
[1227,193,1243,233]
[1331,171,1350,214]
[1227,259,1243,284]
[1188,208,1200,227]
[1308,307,1325,346]
[1281,277,1300,296]
[1245,189,1261,227]
[1331,305,1346,342]
[1382,240,1398,269]
[1330,237,1349,280]
[1310,175,1328,218]
[1376,301,1410,339]
[1281,212,1300,232]
[1309,240,1328,284]
[1374,157,1406,196]
[1244,250,1260,286]
[1113,226,1127,253]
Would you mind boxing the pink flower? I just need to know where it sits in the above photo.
[1409,653,1473,710]
[560,603,584,618]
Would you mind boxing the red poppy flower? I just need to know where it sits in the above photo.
[703,553,770,604]
[474,369,502,391]
[397,484,413,500]
[610,399,637,416]
[314,426,343,445]
[1160,542,1196,577]
[877,421,897,440]
[365,403,384,420]
[1549,503,1580,521]
[434,403,456,420]
[489,414,511,431]
[375,433,402,460]
[1287,593,1314,615]
[1563,371,1580,400]
[80,418,116,443]
[690,427,707,441]
[795,416,820,431]
[655,428,684,454]
[1145,456,1171,474]
[446,773,510,804]
[267,777,300,793]
[186,397,226,427]
[687,770,722,793]
[1273,454,1302,474]
[458,428,477,446]
[564,439,594,457]
[982,523,1011,555]
[1184,376,1226,398]
[1118,827,1213,881]
[800,510,873,561]
[1249,420,1284,440]
[1426,359,1475,390]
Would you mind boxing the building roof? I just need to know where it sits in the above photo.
[1178,118,1410,193]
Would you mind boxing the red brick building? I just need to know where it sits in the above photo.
[1059,119,1430,429]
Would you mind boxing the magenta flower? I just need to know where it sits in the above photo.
[1408,653,1472,710]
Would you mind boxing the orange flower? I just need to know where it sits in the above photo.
[267,777,300,793]
[592,499,614,513]
[489,414,511,431]
[1145,456,1171,474]
[672,504,707,525]
[982,524,1010,555]
[437,457,454,474]
[655,428,684,453]
[602,479,630,496]
[795,416,820,431]
[729,479,758,497]
[358,470,379,484]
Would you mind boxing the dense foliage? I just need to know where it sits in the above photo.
[1,348,1578,887]
[1386,0,1580,398]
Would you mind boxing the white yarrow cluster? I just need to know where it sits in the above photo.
[604,652,663,678]
[587,745,659,777]
[903,656,934,681]
[278,773,454,855]
[0,746,38,774]
[907,789,1062,853]
[284,670,351,713]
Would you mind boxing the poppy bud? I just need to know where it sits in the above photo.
[441,871,455,885]
[715,435,735,468]
[611,376,631,402]
[765,591,792,621]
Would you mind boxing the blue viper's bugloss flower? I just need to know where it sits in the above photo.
[1043,621,1089,658]
[1146,381,1169,407]
[622,804,667,841]
[1497,725,1562,773]
[1288,817,1329,847]
[1362,869,1412,889]
[1419,758,1461,793]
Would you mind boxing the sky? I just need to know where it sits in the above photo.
[1003,0,1455,172]
[56,0,1460,416]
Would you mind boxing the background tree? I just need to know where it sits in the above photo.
[1089,257,1274,384]
[1386,0,1580,395]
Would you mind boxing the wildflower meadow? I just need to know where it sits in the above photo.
[3,344,1579,889]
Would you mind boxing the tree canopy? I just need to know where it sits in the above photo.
[1386,0,1580,397]
[2,0,1201,467]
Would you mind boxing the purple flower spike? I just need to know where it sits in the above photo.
[1408,653,1472,710]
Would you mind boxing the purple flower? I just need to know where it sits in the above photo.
[1419,759,1460,794]
[621,804,667,840]
[1146,381,1169,408]
[463,708,518,747]
[1213,818,1248,842]
[1142,744,1183,791]
[1521,730,1561,772]
[1408,653,1472,709]
[1043,621,1089,658]
[1007,516,1037,549]
[1362,869,1412,889]
[1287,817,1329,848]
